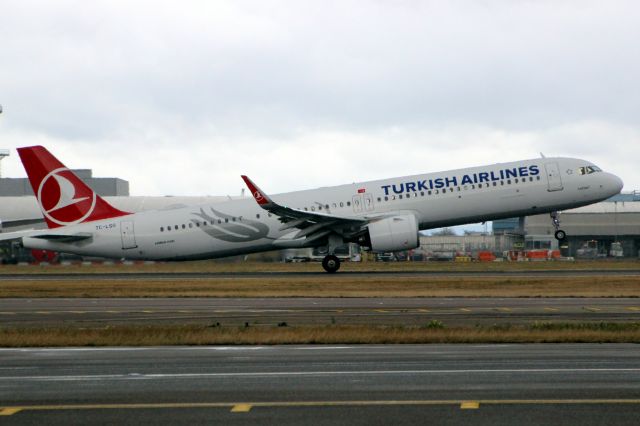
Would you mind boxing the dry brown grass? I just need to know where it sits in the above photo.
[2,324,640,346]
[1,275,640,298]
[0,259,639,275]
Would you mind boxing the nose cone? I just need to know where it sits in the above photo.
[608,173,624,195]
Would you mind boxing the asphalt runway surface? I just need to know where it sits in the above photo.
[2,269,640,280]
[1,344,640,425]
[2,297,640,326]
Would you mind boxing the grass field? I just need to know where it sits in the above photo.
[2,275,640,298]
[1,260,639,297]
[2,322,640,346]
[0,259,639,274]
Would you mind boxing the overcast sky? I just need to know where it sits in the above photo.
[1,0,638,197]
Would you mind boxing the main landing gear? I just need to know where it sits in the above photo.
[322,255,341,273]
[550,211,566,241]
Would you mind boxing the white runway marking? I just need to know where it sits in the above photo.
[2,368,640,382]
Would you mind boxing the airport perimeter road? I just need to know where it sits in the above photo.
[1,344,640,425]
[2,297,640,326]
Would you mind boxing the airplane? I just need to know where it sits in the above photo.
[0,146,624,272]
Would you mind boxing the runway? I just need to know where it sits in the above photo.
[2,297,640,326]
[1,344,640,425]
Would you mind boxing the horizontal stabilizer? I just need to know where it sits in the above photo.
[31,233,93,243]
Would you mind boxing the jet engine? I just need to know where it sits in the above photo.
[365,214,419,252]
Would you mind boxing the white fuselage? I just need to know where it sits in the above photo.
[22,157,623,260]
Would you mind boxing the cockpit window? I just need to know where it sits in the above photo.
[578,165,602,175]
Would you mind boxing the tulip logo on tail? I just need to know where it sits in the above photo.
[37,168,97,226]
[254,191,264,202]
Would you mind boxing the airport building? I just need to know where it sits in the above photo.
[493,191,640,258]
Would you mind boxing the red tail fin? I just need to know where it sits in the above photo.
[17,146,130,228]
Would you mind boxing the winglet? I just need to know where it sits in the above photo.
[241,175,273,207]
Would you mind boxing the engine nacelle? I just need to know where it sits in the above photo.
[366,214,419,252]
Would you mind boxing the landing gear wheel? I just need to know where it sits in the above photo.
[554,230,566,241]
[322,255,341,273]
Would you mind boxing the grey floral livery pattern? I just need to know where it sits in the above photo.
[192,207,271,242]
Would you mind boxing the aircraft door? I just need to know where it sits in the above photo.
[363,193,375,212]
[544,162,563,192]
[120,221,138,249]
[352,195,363,213]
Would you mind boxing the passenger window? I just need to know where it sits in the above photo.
[318,205,322,210]
[500,181,504,186]
[339,202,344,207]
[256,214,260,219]
[333,203,337,208]
[175,225,179,230]
[529,177,533,182]
[377,197,382,202]
[160,227,164,232]
[325,204,329,209]
[420,191,424,196]
[428,190,432,195]
[182,224,186,229]
[232,217,236,222]
[384,196,388,201]
[492,182,497,186]
[217,220,221,224]
[225,218,229,223]
[188,223,193,228]
[507,180,511,184]
[399,194,403,199]
[347,202,351,206]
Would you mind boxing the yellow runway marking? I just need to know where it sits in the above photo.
[69,311,87,314]
[178,310,194,313]
[544,307,559,312]
[460,401,479,409]
[0,408,22,416]
[584,307,602,312]
[142,310,153,313]
[496,308,512,313]
[6,399,640,413]
[0,312,16,315]
[231,404,252,413]
[35,311,51,315]
[375,309,389,313]
[459,308,471,312]
[417,309,430,313]
[626,307,640,312]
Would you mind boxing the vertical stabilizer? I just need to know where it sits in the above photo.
[17,146,130,228]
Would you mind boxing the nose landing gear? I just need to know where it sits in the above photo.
[550,211,566,240]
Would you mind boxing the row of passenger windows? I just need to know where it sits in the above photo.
[294,175,542,210]
[159,175,542,231]
[377,175,542,202]
[160,217,243,232]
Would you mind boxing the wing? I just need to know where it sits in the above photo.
[241,175,368,247]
